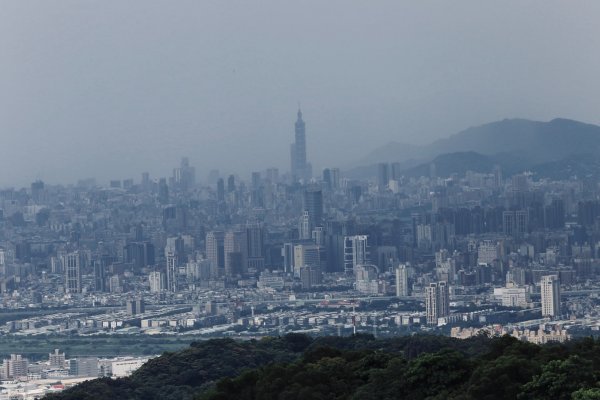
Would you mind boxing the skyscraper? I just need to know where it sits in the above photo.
[541,275,561,318]
[205,231,225,276]
[93,259,106,292]
[149,271,166,293]
[322,168,332,190]
[290,108,310,181]
[64,251,81,294]
[173,157,195,191]
[246,222,265,271]
[216,178,225,202]
[166,252,178,292]
[224,230,247,276]
[299,211,311,240]
[377,163,390,191]
[293,243,321,275]
[344,235,369,274]
[426,281,449,325]
[303,189,323,229]
[396,264,409,297]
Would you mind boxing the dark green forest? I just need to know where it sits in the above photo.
[44,334,600,400]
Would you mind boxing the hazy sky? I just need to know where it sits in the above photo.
[2,1,600,186]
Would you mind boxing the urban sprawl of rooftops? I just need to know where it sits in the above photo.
[2,112,600,394]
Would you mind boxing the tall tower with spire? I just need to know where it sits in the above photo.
[291,108,310,181]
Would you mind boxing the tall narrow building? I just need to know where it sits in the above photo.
[166,252,178,292]
[290,108,310,181]
[224,230,247,277]
[344,235,369,274]
[149,271,166,293]
[246,222,265,272]
[64,251,82,294]
[541,275,561,318]
[396,264,409,297]
[205,231,225,277]
[303,189,323,229]
[426,281,449,325]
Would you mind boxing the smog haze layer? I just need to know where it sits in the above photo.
[2,1,600,185]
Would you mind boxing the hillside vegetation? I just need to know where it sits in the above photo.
[45,334,600,400]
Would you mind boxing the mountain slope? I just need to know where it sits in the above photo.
[531,153,600,180]
[427,118,600,164]
[360,118,600,167]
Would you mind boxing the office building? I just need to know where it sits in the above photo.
[293,243,321,276]
[377,163,389,191]
[300,266,322,289]
[166,252,178,292]
[344,235,369,274]
[205,231,225,275]
[224,230,247,276]
[64,251,82,294]
[124,241,155,271]
[246,223,265,272]
[303,188,323,229]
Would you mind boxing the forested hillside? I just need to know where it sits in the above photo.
[45,334,600,400]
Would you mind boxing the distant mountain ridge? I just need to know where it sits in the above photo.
[350,118,600,179]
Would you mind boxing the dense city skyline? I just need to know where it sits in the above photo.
[3,1,600,398]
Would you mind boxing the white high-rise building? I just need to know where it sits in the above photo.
[426,282,449,325]
[299,211,311,240]
[541,275,561,318]
[395,264,409,297]
[148,271,165,293]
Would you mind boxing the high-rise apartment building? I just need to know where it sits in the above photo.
[426,281,449,325]
[396,264,409,297]
[2,354,28,379]
[149,271,166,293]
[49,349,65,369]
[541,275,561,318]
